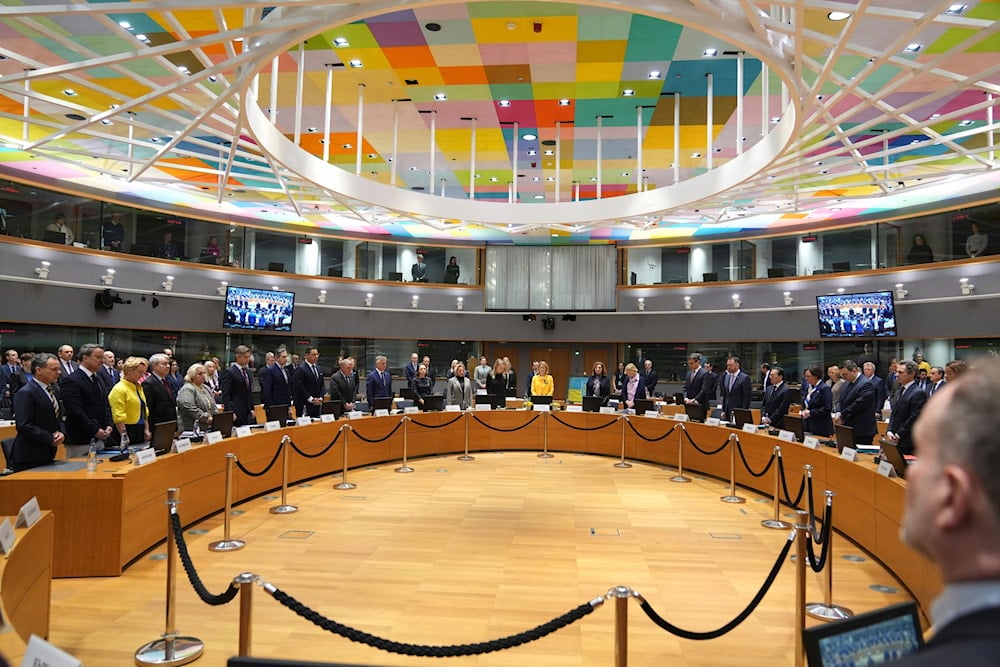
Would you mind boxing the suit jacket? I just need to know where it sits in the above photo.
[839,375,878,444]
[61,368,112,445]
[720,371,752,418]
[889,383,928,455]
[801,381,834,437]
[220,364,254,426]
[868,374,887,410]
[293,362,324,418]
[619,376,647,405]
[446,376,473,409]
[328,371,356,407]
[702,371,719,406]
[57,359,77,383]
[891,606,1000,666]
[404,362,419,386]
[929,379,947,397]
[585,375,612,400]
[504,370,517,392]
[366,368,393,407]
[142,374,178,429]
[684,367,710,405]
[641,369,658,396]
[761,382,791,430]
[101,365,121,391]
[828,378,847,411]
[1,363,20,399]
[262,362,293,410]
[10,380,64,472]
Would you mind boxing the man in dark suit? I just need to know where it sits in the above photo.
[293,348,324,418]
[366,355,393,411]
[701,361,719,408]
[720,356,752,420]
[835,360,878,445]
[411,253,428,282]
[640,359,658,398]
[329,357,357,412]
[683,353,711,406]
[1,348,20,411]
[800,364,834,437]
[893,360,1000,665]
[761,367,791,430]
[927,366,947,397]
[101,350,120,390]
[10,353,65,472]
[262,348,293,413]
[884,360,928,456]
[221,345,254,426]
[61,343,114,458]
[142,353,178,436]
[862,361,886,414]
[404,353,419,387]
[56,344,77,383]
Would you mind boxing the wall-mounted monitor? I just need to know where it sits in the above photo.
[816,290,896,339]
[223,285,295,332]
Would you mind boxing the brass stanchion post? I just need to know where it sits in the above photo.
[538,411,553,458]
[395,416,414,473]
[806,491,853,621]
[670,423,691,483]
[135,488,204,666]
[334,424,357,490]
[762,446,790,529]
[457,410,474,461]
[794,509,809,667]
[270,435,297,514]
[235,572,256,656]
[614,415,632,468]
[720,434,746,503]
[609,585,632,667]
[209,453,246,551]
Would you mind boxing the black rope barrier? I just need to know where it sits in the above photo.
[267,586,599,657]
[625,420,677,442]
[549,412,620,431]
[638,533,795,640]
[805,501,834,572]
[471,413,542,432]
[779,463,807,508]
[806,476,826,544]
[288,430,342,459]
[409,414,466,429]
[680,428,731,456]
[734,441,776,478]
[234,440,285,477]
[170,511,239,606]
[349,419,405,444]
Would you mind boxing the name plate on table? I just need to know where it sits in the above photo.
[840,446,858,462]
[475,403,492,411]
[0,419,12,427]
[16,497,42,528]
[403,406,420,415]
[777,430,796,442]
[877,460,898,478]
[644,410,660,419]
[296,416,313,427]
[374,409,390,417]
[445,405,461,412]
[566,405,582,413]
[671,413,689,422]
[704,417,721,426]
[264,420,282,432]
[205,430,224,444]
[802,436,820,450]
[234,425,253,438]
[135,447,157,466]
[347,410,365,420]
[533,404,551,412]
[320,413,338,423]
[0,518,15,554]
[172,438,192,453]
[23,635,82,667]
[599,406,616,415]
[742,423,758,434]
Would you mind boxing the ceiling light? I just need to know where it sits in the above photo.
[637,297,645,311]
[533,194,544,200]
[177,65,189,74]
[207,76,218,83]
[217,281,229,296]
[690,152,701,158]
[434,92,447,101]
[683,296,692,310]
[456,297,464,311]
[364,293,373,307]
[522,133,537,141]
[100,119,113,126]
[827,11,852,20]
[531,176,540,182]
[543,149,553,156]
[945,4,967,14]
[489,176,498,182]
[782,291,794,306]
[836,287,845,294]
[703,48,718,57]
[960,277,975,295]
[307,127,317,132]
[589,177,598,181]
[622,89,635,97]
[341,143,353,149]
[62,89,77,97]
[527,149,537,156]
[903,43,923,53]
[119,21,133,30]
[620,172,629,177]
[349,59,363,68]
[136,34,149,42]
[731,294,742,308]
[161,275,174,291]
[557,99,571,106]
[647,71,661,80]
[408,166,419,171]
[318,289,327,304]
[894,283,908,300]
[100,268,116,286]
[958,119,974,126]
[333,37,350,47]
[498,99,511,107]
[367,153,377,158]
[546,176,554,181]
[770,117,781,123]
[411,295,420,309]
[34,261,50,279]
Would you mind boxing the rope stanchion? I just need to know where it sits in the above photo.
[735,440,776,478]
[539,411,553,458]
[470,412,542,431]
[410,413,465,429]
[236,572,256,657]
[209,453,246,552]
[395,416,414,473]
[805,492,853,622]
[334,424,357,490]
[458,411,474,461]
[614,415,632,469]
[680,427,731,456]
[608,586,637,667]
[270,435,297,514]
[349,419,405,443]
[549,412,619,431]
[289,429,341,459]
[720,434,746,504]
[762,446,791,530]
[794,510,809,667]
[780,461,808,508]
[233,436,284,477]
[670,424,691,483]
[625,419,677,442]
[135,488,205,666]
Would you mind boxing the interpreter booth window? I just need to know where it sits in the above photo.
[485,245,616,311]
[366,340,481,379]
[253,231,297,273]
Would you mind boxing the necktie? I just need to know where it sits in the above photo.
[281,367,288,384]
[728,374,735,391]
[162,377,173,398]
[46,384,60,418]
[242,367,250,389]
[313,364,319,381]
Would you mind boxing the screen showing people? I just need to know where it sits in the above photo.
[223,286,295,332]
[816,291,896,339]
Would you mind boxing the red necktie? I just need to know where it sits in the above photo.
[162,378,173,398]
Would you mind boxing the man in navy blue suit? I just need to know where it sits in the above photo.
[800,364,834,437]
[863,361,887,413]
[761,367,792,430]
[221,345,254,426]
[720,356,752,421]
[366,355,393,411]
[262,348,293,413]
[835,360,878,445]
[10,353,66,472]
[61,343,114,458]
[293,348,325,419]
[884,360,928,456]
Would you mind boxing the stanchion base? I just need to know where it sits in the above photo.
[457,454,475,461]
[613,461,632,469]
[806,603,854,621]
[761,519,791,529]
[270,505,298,514]
[720,495,746,504]
[538,452,554,459]
[135,636,203,666]
[394,465,415,473]
[208,539,245,552]
[334,482,357,490]
[670,475,691,483]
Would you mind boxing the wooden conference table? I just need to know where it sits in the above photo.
[0,411,940,614]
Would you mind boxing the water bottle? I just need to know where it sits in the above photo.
[87,442,98,473]
[193,419,201,437]
[120,430,131,463]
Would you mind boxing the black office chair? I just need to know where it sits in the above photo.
[832,261,851,272]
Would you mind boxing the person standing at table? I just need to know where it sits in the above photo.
[329,357,357,413]
[61,343,113,458]
[446,363,473,409]
[293,348,324,419]
[221,345,254,426]
[486,359,507,404]
[585,361,611,404]
[799,364,834,437]
[530,360,554,397]
[473,356,491,393]
[176,363,216,433]
[262,348,293,414]
[720,356,752,421]
[109,356,150,447]
[366,355,393,411]
[411,363,436,410]
[834,360,878,446]
[619,363,646,411]
[760,367,791,430]
[142,353,178,434]
[884,360,927,456]
[9,353,65,472]
[444,256,460,283]
[411,253,428,282]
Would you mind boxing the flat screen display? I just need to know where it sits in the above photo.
[816,291,896,339]
[223,285,295,332]
[804,601,923,666]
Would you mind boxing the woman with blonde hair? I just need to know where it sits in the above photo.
[619,362,646,410]
[108,356,150,445]
[176,363,215,432]
[530,360,554,396]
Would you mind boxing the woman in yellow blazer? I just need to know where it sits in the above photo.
[108,356,151,445]
[530,360,554,397]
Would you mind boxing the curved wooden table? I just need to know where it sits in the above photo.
[0,412,940,615]
[0,510,54,664]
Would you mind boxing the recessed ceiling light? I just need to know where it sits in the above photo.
[827,11,852,21]
[207,75,218,83]
[770,117,781,123]
[690,152,701,158]
[647,70,661,79]
[903,43,923,53]
[177,65,189,74]
[830,207,841,212]
[958,119,974,126]
[546,176,554,181]
[534,195,545,200]
[522,133,537,141]
[349,59,363,68]
[342,143,352,149]
[543,149,553,156]
[945,4,968,14]
[307,127,317,132]
[930,113,941,119]
[136,34,149,42]
[531,177,540,182]
[151,137,161,143]
[620,172,629,177]
[62,88,76,96]
[367,153,377,158]
[489,176,498,182]
[703,48,718,57]
[498,99,511,107]
[408,166,419,171]
[589,177,598,181]
[100,119,113,126]
[557,99,571,106]
[527,149,537,156]
[622,89,635,97]
[119,21,133,30]
[333,37,349,47]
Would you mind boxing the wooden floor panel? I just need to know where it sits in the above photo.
[49,452,910,666]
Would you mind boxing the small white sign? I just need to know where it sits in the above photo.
[296,416,312,427]
[374,409,390,417]
[347,410,365,420]
[704,417,721,426]
[264,420,282,432]
[566,405,583,413]
[644,410,660,419]
[0,518,15,554]
[840,446,858,462]
[599,406,616,415]
[0,419,13,427]
[475,403,492,411]
[777,430,796,442]
[172,438,192,453]
[445,404,461,412]
[320,413,337,423]
[803,436,820,449]
[15,497,42,528]
[403,406,420,415]
[877,460,898,478]
[135,447,157,466]
[533,404,551,412]
[205,430,224,444]
[742,423,757,434]
[234,425,253,438]
[22,634,82,667]
[671,413,689,422]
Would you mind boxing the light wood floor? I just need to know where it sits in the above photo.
[49,452,911,666]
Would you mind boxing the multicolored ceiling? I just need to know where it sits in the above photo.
[0,0,997,242]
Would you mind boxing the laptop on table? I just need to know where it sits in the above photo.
[372,396,394,413]
[879,440,912,478]
[321,400,344,419]
[732,408,754,429]
[212,411,234,438]
[421,395,444,412]
[150,420,177,455]
[530,395,553,405]
[582,396,605,413]
[266,404,291,424]
[783,414,804,442]
[474,393,502,409]
[683,402,706,422]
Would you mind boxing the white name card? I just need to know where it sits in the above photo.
[135,447,157,466]
[671,412,689,421]
[599,406,616,415]
[205,430,223,444]
[777,430,796,443]
[0,518,15,554]
[374,409,390,417]
[742,423,758,434]
[23,634,82,667]
[172,438,192,453]
[0,419,13,427]
[704,417,721,426]
[533,404,551,412]
[475,403,492,411]
[234,425,253,438]
[16,497,42,528]
[566,404,583,413]
[296,416,312,427]
[347,410,365,420]
[320,413,338,423]
[403,406,420,415]
[264,420,282,432]
[445,404,461,412]
[877,460,898,478]
[840,446,858,462]
[803,436,820,450]
[644,410,660,419]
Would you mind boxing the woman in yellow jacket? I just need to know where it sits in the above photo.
[108,356,151,445]
[530,360,554,397]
